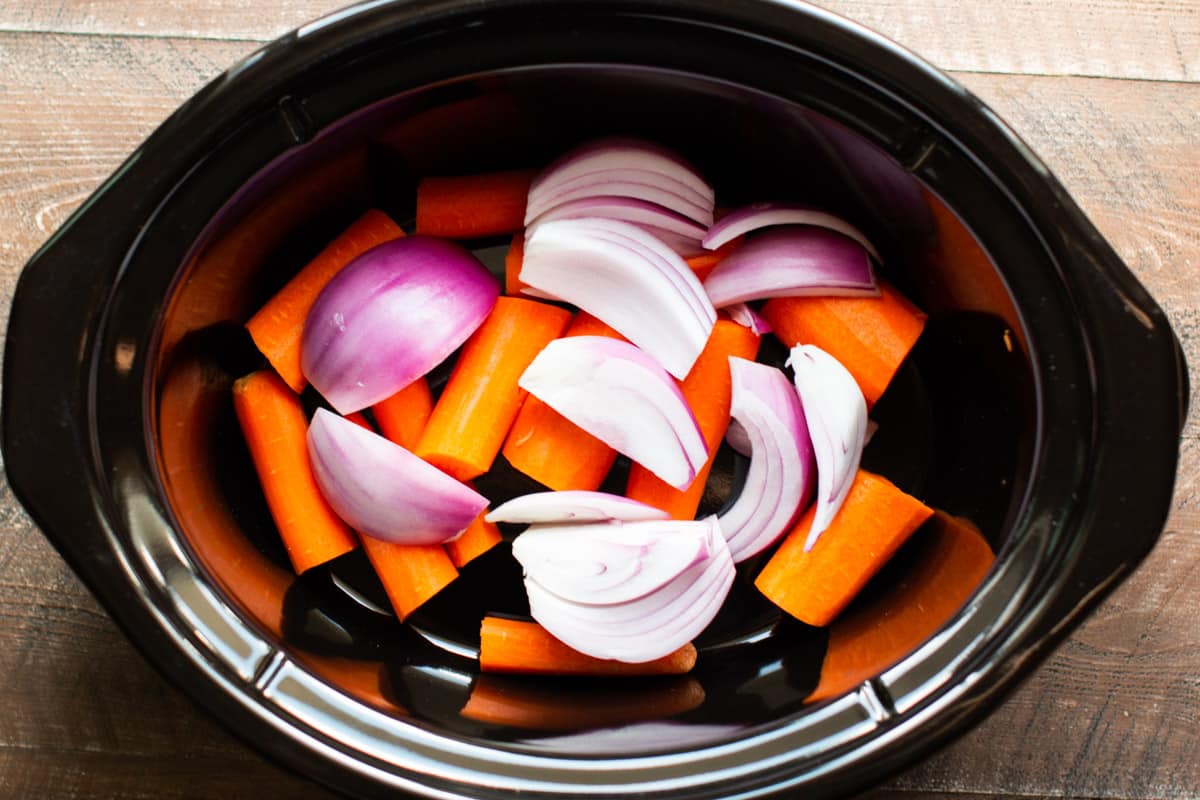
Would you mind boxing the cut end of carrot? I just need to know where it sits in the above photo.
[762,281,927,406]
[755,470,933,628]
[686,237,742,283]
[371,377,434,450]
[445,513,503,568]
[479,617,697,676]
[504,232,527,297]
[360,537,458,621]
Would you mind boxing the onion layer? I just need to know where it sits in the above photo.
[301,236,498,414]
[701,202,882,261]
[789,345,868,549]
[530,196,707,253]
[519,336,708,490]
[703,227,878,308]
[517,516,735,662]
[486,491,670,524]
[520,218,715,378]
[718,357,816,562]
[307,409,488,544]
[526,138,715,227]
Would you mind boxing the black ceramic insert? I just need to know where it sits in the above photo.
[2,2,1187,799]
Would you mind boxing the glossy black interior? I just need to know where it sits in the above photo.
[3,2,1186,799]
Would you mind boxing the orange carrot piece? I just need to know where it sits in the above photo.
[416,297,572,481]
[360,537,458,621]
[762,281,926,407]
[504,232,526,297]
[231,371,358,574]
[755,470,933,627]
[686,237,743,282]
[344,411,373,431]
[371,378,434,450]
[461,675,705,730]
[445,512,503,568]
[245,209,405,393]
[808,511,994,701]
[415,169,536,239]
[625,320,761,519]
[501,312,624,490]
[479,617,697,676]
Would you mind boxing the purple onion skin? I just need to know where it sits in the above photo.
[301,236,499,414]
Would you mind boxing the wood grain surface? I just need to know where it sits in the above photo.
[1,2,1197,799]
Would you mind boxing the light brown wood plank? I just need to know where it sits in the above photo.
[818,1,1200,83]
[0,1,1196,83]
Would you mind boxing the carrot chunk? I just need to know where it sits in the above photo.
[245,209,404,392]
[415,297,572,481]
[762,281,926,407]
[504,232,527,297]
[808,511,994,701]
[445,512,503,568]
[371,378,434,450]
[686,237,742,282]
[415,169,536,239]
[232,371,358,573]
[360,537,458,622]
[479,617,697,676]
[755,469,933,627]
[624,320,761,519]
[500,312,625,490]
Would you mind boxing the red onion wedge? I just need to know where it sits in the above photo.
[530,196,707,255]
[789,344,868,550]
[718,358,816,563]
[486,491,670,524]
[301,236,498,414]
[512,519,711,605]
[526,137,715,227]
[702,227,878,308]
[519,516,736,662]
[519,336,708,490]
[701,202,882,262]
[521,218,715,378]
[306,409,488,545]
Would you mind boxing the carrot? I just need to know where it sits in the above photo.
[360,536,458,621]
[415,297,572,481]
[245,209,405,393]
[344,411,373,431]
[501,312,624,490]
[231,371,358,574]
[371,378,433,449]
[762,280,926,407]
[461,675,705,730]
[686,237,742,282]
[479,617,698,676]
[624,319,761,519]
[445,511,503,568]
[755,469,933,627]
[807,511,994,701]
[415,169,536,239]
[504,232,526,297]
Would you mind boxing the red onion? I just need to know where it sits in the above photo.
[726,303,772,335]
[519,336,708,490]
[512,519,711,605]
[529,196,708,244]
[518,516,735,662]
[526,138,715,227]
[486,491,670,524]
[702,227,878,308]
[789,344,868,549]
[306,409,488,544]
[701,202,881,261]
[718,358,816,563]
[520,218,715,378]
[301,236,498,414]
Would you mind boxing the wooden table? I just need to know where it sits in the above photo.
[1,2,1196,798]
